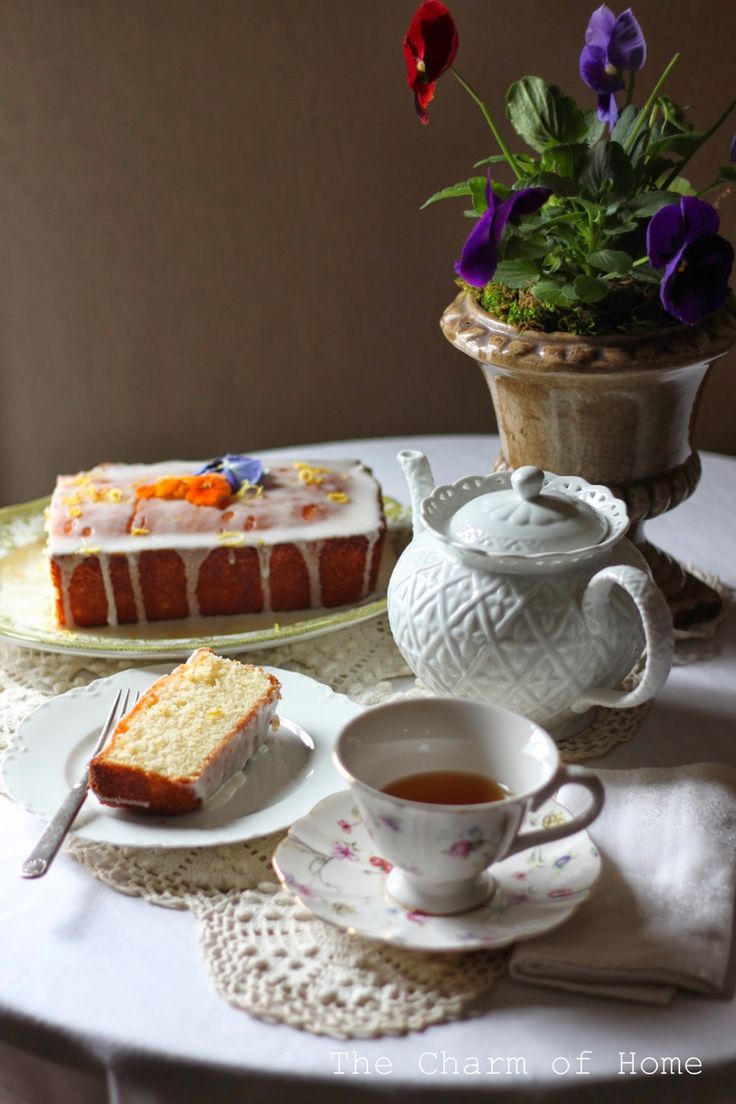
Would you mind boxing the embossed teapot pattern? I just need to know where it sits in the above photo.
[387,451,674,736]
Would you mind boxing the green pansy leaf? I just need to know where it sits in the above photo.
[420,177,486,209]
[494,258,541,288]
[469,177,488,215]
[580,141,634,199]
[540,142,588,180]
[532,280,570,306]
[647,131,705,161]
[716,165,736,183]
[611,106,645,159]
[504,236,551,260]
[627,190,683,217]
[587,249,633,275]
[474,153,536,169]
[573,274,610,302]
[656,96,691,132]
[584,110,606,147]
[506,76,587,153]
[663,175,697,195]
[537,171,576,195]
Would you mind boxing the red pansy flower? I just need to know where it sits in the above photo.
[403,1,458,124]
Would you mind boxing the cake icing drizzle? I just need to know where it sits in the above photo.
[257,546,271,611]
[98,554,119,627]
[46,459,385,627]
[127,554,147,623]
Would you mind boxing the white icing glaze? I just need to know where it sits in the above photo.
[127,553,146,621]
[298,540,323,607]
[47,458,384,626]
[257,545,271,611]
[191,693,279,804]
[47,459,382,555]
[362,531,380,597]
[97,554,119,627]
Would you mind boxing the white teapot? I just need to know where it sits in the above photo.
[387,451,673,736]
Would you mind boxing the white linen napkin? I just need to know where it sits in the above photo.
[509,763,736,1004]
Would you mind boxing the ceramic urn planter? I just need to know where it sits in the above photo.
[441,291,736,629]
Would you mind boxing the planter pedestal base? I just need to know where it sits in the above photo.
[630,527,723,631]
[442,290,736,636]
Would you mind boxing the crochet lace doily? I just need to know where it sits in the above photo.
[0,568,730,1038]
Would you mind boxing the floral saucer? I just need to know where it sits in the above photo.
[272,790,601,952]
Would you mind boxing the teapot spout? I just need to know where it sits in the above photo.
[397,450,435,535]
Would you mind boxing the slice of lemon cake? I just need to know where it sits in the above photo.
[89,649,280,814]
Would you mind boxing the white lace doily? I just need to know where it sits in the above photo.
[0,578,729,1038]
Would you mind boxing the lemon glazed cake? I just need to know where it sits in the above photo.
[89,649,281,814]
[46,453,386,628]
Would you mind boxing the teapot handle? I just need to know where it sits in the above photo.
[571,565,673,713]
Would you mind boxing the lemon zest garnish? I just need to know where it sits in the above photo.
[107,487,123,502]
[79,544,101,556]
[292,462,309,470]
[206,707,223,719]
[296,463,329,486]
[327,491,350,504]
[62,493,81,507]
[273,622,281,632]
[131,526,150,536]
[235,481,264,500]
[218,531,245,546]
[68,506,83,518]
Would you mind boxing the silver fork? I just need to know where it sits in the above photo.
[20,687,139,878]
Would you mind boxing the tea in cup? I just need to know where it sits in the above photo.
[333,697,604,915]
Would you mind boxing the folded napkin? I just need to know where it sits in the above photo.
[509,763,736,1004]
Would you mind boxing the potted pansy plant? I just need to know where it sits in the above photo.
[403,1,736,628]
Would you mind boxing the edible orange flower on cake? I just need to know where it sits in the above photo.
[135,473,233,509]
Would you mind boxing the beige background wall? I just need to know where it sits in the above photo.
[1,0,734,504]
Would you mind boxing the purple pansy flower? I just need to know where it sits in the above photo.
[579,6,646,129]
[730,132,736,162]
[455,176,551,288]
[196,454,264,493]
[647,196,734,325]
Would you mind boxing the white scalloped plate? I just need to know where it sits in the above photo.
[2,665,360,848]
[0,496,407,658]
[273,790,601,952]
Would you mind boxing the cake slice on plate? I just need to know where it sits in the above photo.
[89,649,280,815]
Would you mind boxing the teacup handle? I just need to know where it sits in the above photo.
[571,564,673,713]
[501,765,604,860]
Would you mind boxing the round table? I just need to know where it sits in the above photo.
[1,435,735,1104]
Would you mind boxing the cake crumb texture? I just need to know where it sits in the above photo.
[89,649,280,814]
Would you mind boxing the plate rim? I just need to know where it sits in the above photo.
[272,790,601,952]
[0,494,405,657]
[2,663,361,848]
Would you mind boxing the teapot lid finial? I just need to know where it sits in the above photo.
[511,466,545,502]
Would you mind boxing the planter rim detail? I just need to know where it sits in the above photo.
[441,291,736,375]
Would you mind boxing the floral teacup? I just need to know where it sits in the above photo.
[333,698,604,915]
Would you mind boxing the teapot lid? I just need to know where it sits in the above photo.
[448,466,608,554]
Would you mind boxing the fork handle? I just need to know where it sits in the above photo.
[20,781,89,878]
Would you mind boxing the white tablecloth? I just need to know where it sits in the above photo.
[1,435,735,1104]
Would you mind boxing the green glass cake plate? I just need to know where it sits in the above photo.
[0,496,408,659]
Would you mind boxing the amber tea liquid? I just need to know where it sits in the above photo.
[381,770,509,805]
